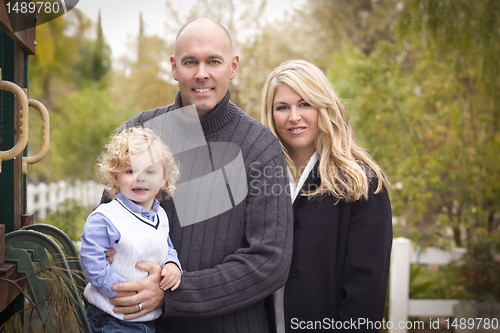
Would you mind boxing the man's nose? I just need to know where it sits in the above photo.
[195,63,209,80]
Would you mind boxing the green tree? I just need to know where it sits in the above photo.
[237,0,405,118]
[77,10,112,86]
[28,9,115,182]
[49,87,121,181]
[396,0,500,245]
[299,0,403,67]
[111,13,177,114]
[334,0,500,247]
[28,12,83,110]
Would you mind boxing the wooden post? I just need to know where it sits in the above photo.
[0,225,4,266]
[21,213,34,228]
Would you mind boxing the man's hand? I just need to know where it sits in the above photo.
[110,261,164,320]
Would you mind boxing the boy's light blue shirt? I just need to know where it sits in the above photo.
[80,192,182,298]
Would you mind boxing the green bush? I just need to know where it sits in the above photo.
[41,199,88,241]
[448,235,500,302]
[409,263,464,300]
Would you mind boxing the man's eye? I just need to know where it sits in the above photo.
[185,60,196,65]
[209,60,220,64]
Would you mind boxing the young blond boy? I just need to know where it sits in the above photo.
[80,127,181,332]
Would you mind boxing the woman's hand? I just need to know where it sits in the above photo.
[110,261,164,320]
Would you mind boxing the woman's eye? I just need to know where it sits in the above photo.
[275,105,288,111]
[300,103,311,107]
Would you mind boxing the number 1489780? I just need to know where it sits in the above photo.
[6,1,63,14]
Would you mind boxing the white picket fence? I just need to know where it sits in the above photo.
[389,237,467,333]
[27,180,104,220]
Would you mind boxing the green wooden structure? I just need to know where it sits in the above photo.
[0,1,89,330]
[0,0,37,322]
[5,229,91,331]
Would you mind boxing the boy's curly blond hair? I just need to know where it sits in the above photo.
[97,127,180,200]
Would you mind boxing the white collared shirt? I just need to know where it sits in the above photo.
[274,151,319,333]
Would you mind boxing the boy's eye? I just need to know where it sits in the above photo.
[126,169,135,174]
[147,170,155,175]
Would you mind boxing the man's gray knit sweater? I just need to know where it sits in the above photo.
[120,90,293,332]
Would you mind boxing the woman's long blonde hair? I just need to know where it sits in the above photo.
[261,60,390,201]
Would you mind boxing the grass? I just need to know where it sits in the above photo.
[0,259,87,333]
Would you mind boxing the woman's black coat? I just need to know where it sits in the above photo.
[283,163,393,332]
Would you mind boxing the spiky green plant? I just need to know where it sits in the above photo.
[0,260,87,332]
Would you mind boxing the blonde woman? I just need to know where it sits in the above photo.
[80,127,182,332]
[261,60,392,332]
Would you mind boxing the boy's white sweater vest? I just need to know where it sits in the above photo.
[84,199,169,322]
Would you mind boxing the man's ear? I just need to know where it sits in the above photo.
[229,54,239,80]
[171,55,179,81]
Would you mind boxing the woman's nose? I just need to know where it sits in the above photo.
[288,107,302,121]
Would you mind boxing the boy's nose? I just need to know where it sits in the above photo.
[135,172,146,182]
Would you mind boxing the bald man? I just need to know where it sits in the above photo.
[100,18,293,332]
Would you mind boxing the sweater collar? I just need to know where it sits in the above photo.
[174,89,236,136]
